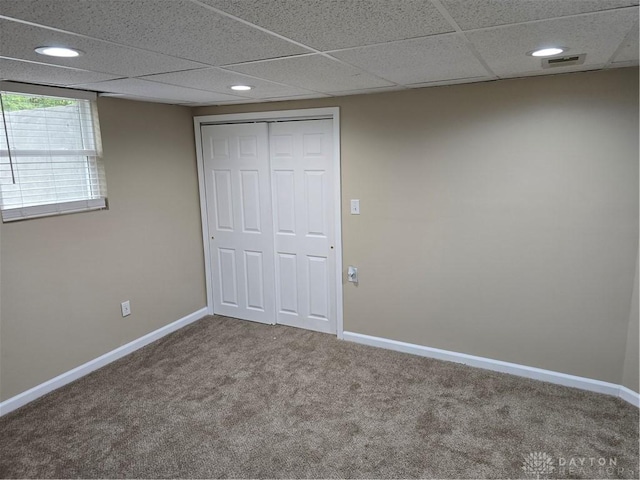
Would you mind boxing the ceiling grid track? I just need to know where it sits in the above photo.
[0,0,636,105]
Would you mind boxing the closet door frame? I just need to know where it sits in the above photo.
[194,107,343,339]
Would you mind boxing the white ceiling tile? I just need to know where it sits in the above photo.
[498,64,604,80]
[194,99,267,105]
[332,34,489,85]
[203,0,454,50]
[261,93,332,103]
[140,67,319,99]
[407,76,489,90]
[0,1,635,105]
[0,18,206,77]
[441,0,639,30]
[200,93,332,105]
[612,23,640,64]
[226,55,394,93]
[325,86,407,96]
[179,102,222,107]
[0,57,119,86]
[71,78,245,103]
[0,0,309,65]
[466,10,639,76]
[99,94,193,105]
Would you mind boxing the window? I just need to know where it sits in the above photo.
[0,82,107,222]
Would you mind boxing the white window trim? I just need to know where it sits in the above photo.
[2,198,107,222]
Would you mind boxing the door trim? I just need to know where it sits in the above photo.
[194,107,343,339]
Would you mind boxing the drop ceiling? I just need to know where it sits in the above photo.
[0,0,637,106]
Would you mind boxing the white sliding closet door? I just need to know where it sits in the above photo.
[270,120,336,334]
[201,119,336,334]
[202,123,275,324]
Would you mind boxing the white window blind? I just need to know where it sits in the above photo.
[0,82,107,222]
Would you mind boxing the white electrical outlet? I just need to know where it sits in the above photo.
[347,266,358,283]
[121,300,131,317]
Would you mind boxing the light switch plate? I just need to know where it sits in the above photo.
[350,199,360,215]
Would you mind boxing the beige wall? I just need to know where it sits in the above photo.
[1,68,637,403]
[196,68,639,385]
[622,256,639,392]
[0,97,207,401]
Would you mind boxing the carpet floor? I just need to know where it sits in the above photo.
[0,315,638,479]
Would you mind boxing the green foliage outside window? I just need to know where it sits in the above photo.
[0,94,74,112]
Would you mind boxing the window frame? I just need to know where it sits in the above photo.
[0,81,107,222]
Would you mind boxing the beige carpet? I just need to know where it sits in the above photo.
[0,315,638,479]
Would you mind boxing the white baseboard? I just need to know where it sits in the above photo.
[0,307,208,417]
[342,331,639,407]
[2,317,636,415]
[619,386,640,408]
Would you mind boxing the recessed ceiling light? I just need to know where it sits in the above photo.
[35,46,83,58]
[528,47,566,57]
[230,85,252,91]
